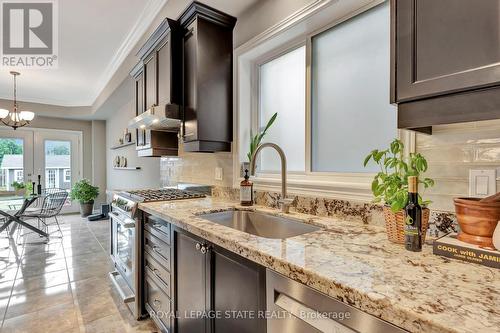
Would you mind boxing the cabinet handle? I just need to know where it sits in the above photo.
[153,298,161,306]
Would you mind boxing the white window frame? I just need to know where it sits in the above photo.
[233,0,415,201]
[46,168,58,189]
[14,169,23,182]
[64,169,71,182]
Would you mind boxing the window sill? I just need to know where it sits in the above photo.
[233,172,375,202]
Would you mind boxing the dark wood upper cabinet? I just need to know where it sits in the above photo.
[137,18,182,113]
[130,18,181,157]
[179,2,236,152]
[391,0,500,130]
[144,53,157,111]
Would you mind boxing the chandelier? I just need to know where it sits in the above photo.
[0,71,35,130]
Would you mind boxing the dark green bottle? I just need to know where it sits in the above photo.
[404,176,422,252]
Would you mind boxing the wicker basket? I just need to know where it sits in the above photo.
[383,206,430,244]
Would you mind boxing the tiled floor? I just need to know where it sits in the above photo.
[0,214,158,333]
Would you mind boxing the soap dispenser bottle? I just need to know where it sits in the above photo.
[240,169,253,206]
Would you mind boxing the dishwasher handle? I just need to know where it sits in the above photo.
[266,269,409,333]
[275,293,356,333]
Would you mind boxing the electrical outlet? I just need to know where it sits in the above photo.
[469,169,496,197]
[215,167,223,181]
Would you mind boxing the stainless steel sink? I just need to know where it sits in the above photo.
[198,210,321,239]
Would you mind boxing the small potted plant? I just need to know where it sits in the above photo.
[70,179,99,217]
[364,139,435,244]
[243,112,277,175]
[11,181,26,196]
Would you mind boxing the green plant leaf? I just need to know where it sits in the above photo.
[248,113,278,161]
[363,153,373,167]
[363,138,434,207]
[260,112,277,139]
[70,179,99,203]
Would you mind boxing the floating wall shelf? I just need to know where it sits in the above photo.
[110,142,135,150]
[113,167,141,170]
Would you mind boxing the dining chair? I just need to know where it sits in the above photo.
[19,189,69,240]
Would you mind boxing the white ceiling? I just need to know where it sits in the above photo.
[0,0,258,108]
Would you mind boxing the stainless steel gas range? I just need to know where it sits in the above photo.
[109,187,207,319]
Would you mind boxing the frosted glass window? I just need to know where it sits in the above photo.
[259,46,306,172]
[311,2,396,172]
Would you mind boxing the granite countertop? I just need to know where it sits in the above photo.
[139,197,500,333]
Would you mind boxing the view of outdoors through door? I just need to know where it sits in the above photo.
[45,140,71,190]
[0,136,27,211]
[0,128,82,213]
[0,138,24,191]
[44,140,72,207]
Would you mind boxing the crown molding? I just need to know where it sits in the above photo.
[88,0,169,107]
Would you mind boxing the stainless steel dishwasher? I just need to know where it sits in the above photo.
[266,270,409,333]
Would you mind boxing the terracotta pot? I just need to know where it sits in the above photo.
[79,201,94,217]
[453,197,500,247]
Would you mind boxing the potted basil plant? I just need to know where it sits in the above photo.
[70,179,99,217]
[363,138,435,243]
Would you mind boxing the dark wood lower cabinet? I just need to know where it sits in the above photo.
[211,245,266,333]
[174,229,210,333]
[173,227,266,333]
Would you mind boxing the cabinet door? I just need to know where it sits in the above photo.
[212,246,266,333]
[174,229,209,333]
[135,71,145,115]
[394,0,500,102]
[134,71,146,147]
[183,22,198,142]
[157,39,171,108]
[144,53,158,110]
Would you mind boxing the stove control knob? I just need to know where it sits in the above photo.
[195,243,201,251]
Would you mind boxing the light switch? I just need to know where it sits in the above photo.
[476,176,489,196]
[215,167,223,181]
[469,169,496,197]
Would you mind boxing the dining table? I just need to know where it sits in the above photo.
[0,193,48,238]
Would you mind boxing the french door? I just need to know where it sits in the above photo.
[0,127,82,213]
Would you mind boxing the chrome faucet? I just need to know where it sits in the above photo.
[249,142,293,213]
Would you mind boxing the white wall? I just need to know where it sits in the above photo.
[234,0,316,47]
[105,80,161,191]
[92,120,107,205]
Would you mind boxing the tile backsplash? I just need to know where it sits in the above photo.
[416,119,500,212]
[160,142,233,187]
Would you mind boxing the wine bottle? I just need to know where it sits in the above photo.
[404,176,422,252]
[37,175,42,195]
